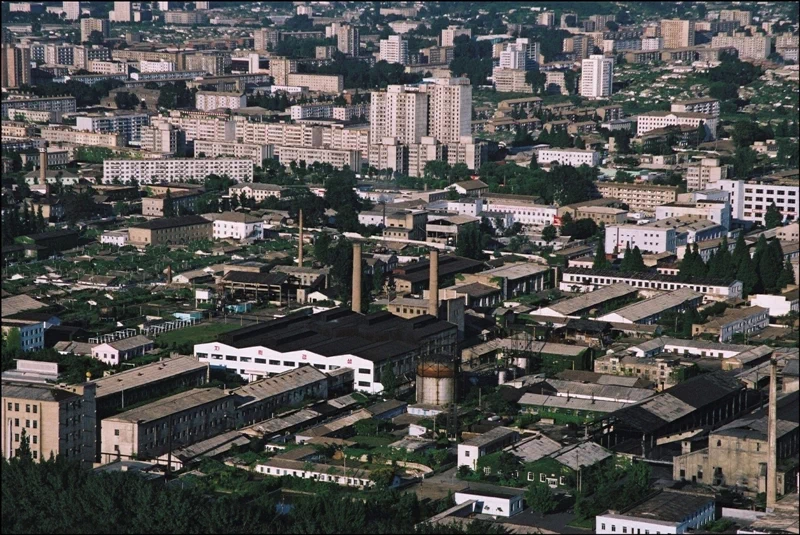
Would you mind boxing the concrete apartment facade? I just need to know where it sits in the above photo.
[128,215,213,248]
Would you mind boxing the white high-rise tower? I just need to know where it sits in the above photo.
[580,54,614,99]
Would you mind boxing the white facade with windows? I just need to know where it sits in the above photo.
[211,216,263,240]
[195,92,247,112]
[536,148,601,167]
[380,35,409,65]
[595,494,714,534]
[102,159,253,183]
[560,269,743,300]
[580,54,614,98]
[75,113,150,142]
[605,225,677,254]
[2,321,45,352]
[712,179,798,225]
[454,491,524,518]
[482,198,557,229]
[194,342,401,394]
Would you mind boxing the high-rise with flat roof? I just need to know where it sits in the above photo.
[335,24,359,56]
[109,1,133,22]
[80,17,110,44]
[1,44,31,88]
[63,1,81,20]
[580,54,614,98]
[660,19,695,49]
[370,85,429,144]
[380,35,409,65]
[425,77,472,144]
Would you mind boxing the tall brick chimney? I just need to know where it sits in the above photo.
[352,242,362,313]
[298,209,304,267]
[38,147,48,186]
[766,358,778,511]
[428,248,439,317]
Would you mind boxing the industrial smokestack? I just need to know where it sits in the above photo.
[352,242,362,313]
[298,209,304,267]
[166,264,173,284]
[428,248,439,317]
[767,358,778,511]
[38,147,48,186]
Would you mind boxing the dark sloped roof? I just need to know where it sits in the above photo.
[222,271,288,285]
[665,372,742,409]
[131,215,211,231]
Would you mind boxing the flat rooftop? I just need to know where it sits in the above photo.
[605,489,714,524]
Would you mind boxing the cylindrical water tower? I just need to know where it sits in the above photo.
[416,355,456,406]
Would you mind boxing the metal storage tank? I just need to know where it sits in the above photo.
[416,355,456,406]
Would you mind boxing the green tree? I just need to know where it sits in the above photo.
[620,244,645,273]
[369,467,395,490]
[313,232,333,265]
[529,152,538,170]
[681,307,701,339]
[4,328,22,353]
[162,189,175,218]
[381,366,398,398]
[731,233,749,272]
[525,482,556,516]
[574,136,586,149]
[737,254,759,297]
[541,225,557,243]
[759,240,785,293]
[764,203,783,229]
[15,429,33,461]
[455,225,487,260]
[777,260,795,291]
[732,146,757,179]
[88,30,105,45]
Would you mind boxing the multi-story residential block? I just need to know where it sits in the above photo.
[426,77,472,144]
[140,122,184,155]
[482,196,558,229]
[492,68,533,93]
[128,215,213,248]
[273,146,361,170]
[138,59,175,72]
[580,54,614,98]
[596,183,679,214]
[655,200,731,230]
[91,335,154,366]
[158,113,236,142]
[193,140,272,165]
[129,70,208,82]
[370,85,428,144]
[637,111,717,140]
[80,17,109,43]
[184,53,228,76]
[1,44,31,88]
[712,177,799,224]
[660,19,695,49]
[710,32,772,60]
[441,26,471,47]
[686,158,731,191]
[671,98,720,118]
[205,211,263,240]
[1,96,76,119]
[39,126,124,148]
[142,190,200,218]
[537,12,556,27]
[380,35,409,65]
[87,60,132,75]
[63,1,82,20]
[100,388,233,462]
[75,113,150,143]
[285,73,343,93]
[237,121,320,147]
[388,20,425,34]
[163,11,208,25]
[605,224,677,254]
[334,24,359,56]
[719,9,753,27]
[537,148,602,167]
[641,36,664,50]
[2,381,96,465]
[109,1,132,22]
[102,159,253,184]
[195,91,246,112]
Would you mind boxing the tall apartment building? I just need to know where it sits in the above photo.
[322,124,371,153]
[1,44,31,88]
[163,11,208,25]
[184,53,228,76]
[380,35,409,65]
[193,139,272,165]
[660,19,695,49]
[493,68,533,93]
[710,33,772,60]
[580,54,614,98]
[75,113,150,142]
[712,178,799,224]
[537,12,556,27]
[686,158,731,191]
[719,9,753,27]
[109,1,133,22]
[195,91,247,112]
[499,45,526,69]
[40,126,123,147]
[370,85,429,144]
[140,122,184,154]
[563,35,594,59]
[268,56,297,85]
[138,59,175,72]
[273,146,361,170]
[63,1,82,20]
[80,17,109,43]
[335,24,359,56]
[425,77,472,144]
[441,26,471,47]
[2,381,96,465]
[102,159,253,184]
[671,98,719,118]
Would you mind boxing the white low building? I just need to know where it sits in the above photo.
[597,287,702,325]
[536,148,601,167]
[596,489,715,535]
[100,229,129,247]
[255,459,399,489]
[482,196,557,229]
[749,289,800,318]
[454,490,525,519]
[560,268,743,300]
[457,427,520,470]
[205,212,263,240]
[91,335,154,366]
[605,224,677,255]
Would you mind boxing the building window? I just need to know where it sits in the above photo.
[540,473,546,482]
[358,381,370,387]
[283,361,295,367]
[269,360,280,365]
[33,436,37,444]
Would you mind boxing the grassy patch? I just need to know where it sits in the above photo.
[351,435,396,448]
[155,322,242,349]
[567,517,595,530]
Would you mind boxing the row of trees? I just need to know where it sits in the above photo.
[1,204,47,248]
[478,161,598,206]
[679,233,794,296]
[3,451,501,534]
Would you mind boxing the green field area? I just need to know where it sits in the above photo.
[155,322,242,348]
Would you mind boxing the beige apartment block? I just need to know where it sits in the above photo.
[597,183,679,214]
[193,139,272,165]
[142,191,200,218]
[40,126,124,148]
[286,73,343,93]
[2,380,96,465]
[273,146,361,170]
[660,19,695,49]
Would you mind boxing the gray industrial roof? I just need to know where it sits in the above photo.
[475,263,550,280]
[106,388,229,424]
[599,287,701,323]
[92,355,207,399]
[461,426,518,448]
[607,489,714,523]
[503,433,561,463]
[543,283,637,316]
[1,294,46,317]
[519,393,635,413]
[98,335,153,352]
[1,381,81,402]
[551,441,612,470]
[232,366,327,407]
